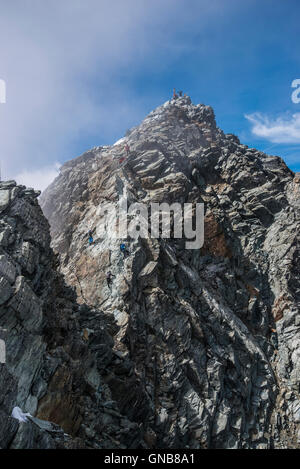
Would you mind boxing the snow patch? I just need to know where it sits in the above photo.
[113,137,126,146]
[12,407,32,423]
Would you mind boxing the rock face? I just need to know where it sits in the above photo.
[1,95,299,449]
[40,96,299,449]
[0,181,142,449]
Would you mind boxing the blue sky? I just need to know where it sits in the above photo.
[0,0,299,190]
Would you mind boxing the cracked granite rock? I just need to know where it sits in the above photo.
[41,96,299,449]
[0,182,142,449]
[0,95,298,449]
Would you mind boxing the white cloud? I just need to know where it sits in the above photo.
[14,163,61,192]
[245,112,300,144]
[0,0,240,190]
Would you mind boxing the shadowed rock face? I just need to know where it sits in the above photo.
[0,181,142,449]
[1,96,299,449]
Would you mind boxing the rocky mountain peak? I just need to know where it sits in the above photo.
[1,96,299,449]
[39,96,299,449]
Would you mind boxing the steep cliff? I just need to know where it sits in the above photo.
[0,181,142,449]
[1,95,298,449]
[41,96,299,449]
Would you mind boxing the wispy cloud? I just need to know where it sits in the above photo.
[0,0,242,190]
[5,0,299,185]
[245,112,300,144]
[14,163,61,192]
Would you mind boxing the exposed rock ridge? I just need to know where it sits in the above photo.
[8,95,300,448]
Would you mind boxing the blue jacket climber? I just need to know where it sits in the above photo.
[120,243,128,257]
[87,229,94,245]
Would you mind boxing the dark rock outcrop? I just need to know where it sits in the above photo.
[0,181,142,448]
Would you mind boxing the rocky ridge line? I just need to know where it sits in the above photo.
[41,95,299,448]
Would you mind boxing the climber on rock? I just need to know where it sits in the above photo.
[270,327,278,349]
[172,88,178,99]
[125,143,130,156]
[106,271,115,288]
[178,90,183,97]
[120,243,129,257]
[119,156,126,165]
[87,228,95,245]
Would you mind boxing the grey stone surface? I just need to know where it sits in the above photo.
[0,254,16,284]
[0,277,12,305]
[0,95,298,449]
[0,190,10,213]
[41,96,299,449]
[0,180,142,449]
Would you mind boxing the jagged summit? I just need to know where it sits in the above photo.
[135,95,217,132]
[54,96,221,174]
[47,94,292,190]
